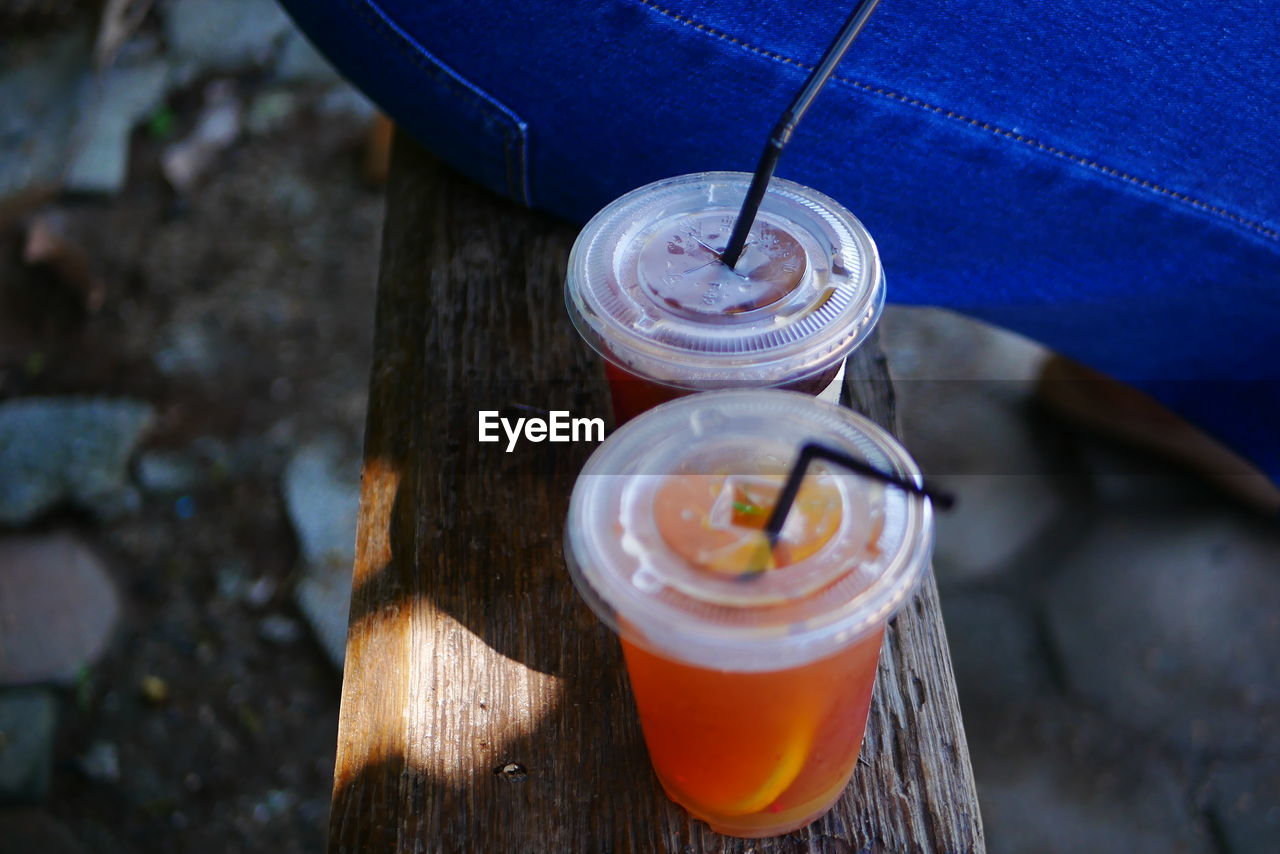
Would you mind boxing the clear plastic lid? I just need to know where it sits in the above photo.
[565,172,884,390]
[564,390,933,671]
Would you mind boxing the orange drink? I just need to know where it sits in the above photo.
[565,173,884,425]
[621,628,882,836]
[565,390,934,837]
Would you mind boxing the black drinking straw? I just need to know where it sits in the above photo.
[763,441,955,549]
[719,0,883,270]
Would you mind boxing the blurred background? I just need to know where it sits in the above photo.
[0,2,1275,853]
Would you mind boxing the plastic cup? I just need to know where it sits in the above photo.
[564,390,933,837]
[565,172,885,424]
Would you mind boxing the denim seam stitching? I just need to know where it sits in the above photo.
[347,0,532,205]
[631,0,1280,244]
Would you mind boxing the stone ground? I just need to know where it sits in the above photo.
[1,3,1276,853]
[2,2,376,851]
[882,309,1280,854]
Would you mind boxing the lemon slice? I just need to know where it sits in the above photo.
[654,473,841,576]
[716,725,814,816]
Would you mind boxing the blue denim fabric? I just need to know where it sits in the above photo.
[278,0,1280,482]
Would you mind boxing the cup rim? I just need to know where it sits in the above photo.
[565,172,885,391]
[564,390,933,671]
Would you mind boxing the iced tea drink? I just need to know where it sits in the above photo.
[565,173,885,424]
[565,390,934,837]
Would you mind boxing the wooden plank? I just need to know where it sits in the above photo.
[329,132,985,853]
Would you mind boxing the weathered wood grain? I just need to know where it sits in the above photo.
[328,132,985,853]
